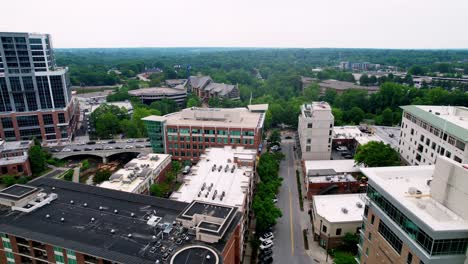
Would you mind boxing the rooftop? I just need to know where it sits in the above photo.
[128,87,186,96]
[247,104,269,112]
[0,184,39,202]
[171,147,256,210]
[362,158,468,232]
[99,154,171,193]
[0,140,32,151]
[308,174,356,184]
[333,126,386,145]
[143,106,265,129]
[401,105,468,141]
[313,194,365,223]
[304,159,361,175]
[319,79,379,92]
[301,101,333,119]
[0,178,238,264]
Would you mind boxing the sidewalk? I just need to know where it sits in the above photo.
[293,142,332,264]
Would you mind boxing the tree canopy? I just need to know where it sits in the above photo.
[354,141,401,167]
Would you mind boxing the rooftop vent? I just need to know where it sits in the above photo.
[99,206,104,210]
[114,209,118,214]
[128,234,132,238]
[341,208,348,214]
[111,229,115,234]
[70,200,74,204]
[408,187,418,195]
[83,203,88,207]
[45,214,50,219]
[130,212,135,217]
[91,217,95,222]
[356,202,363,208]
[60,217,65,222]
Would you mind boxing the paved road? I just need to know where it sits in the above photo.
[50,139,151,153]
[273,140,311,264]
[372,126,400,150]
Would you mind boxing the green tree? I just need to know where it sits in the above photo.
[408,65,425,75]
[81,160,90,171]
[344,107,365,124]
[381,108,393,126]
[332,108,344,126]
[269,129,281,144]
[1,176,17,187]
[322,89,337,105]
[355,141,400,167]
[304,83,320,101]
[150,183,170,197]
[93,169,112,184]
[63,170,74,181]
[187,95,202,107]
[253,196,282,233]
[29,145,47,175]
[333,251,356,264]
[359,74,369,86]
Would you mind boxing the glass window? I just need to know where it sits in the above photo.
[42,114,54,125]
[336,228,342,236]
[322,225,327,233]
[58,113,66,123]
[36,76,53,109]
[378,220,403,254]
[50,76,66,107]
[407,252,413,264]
[17,115,39,127]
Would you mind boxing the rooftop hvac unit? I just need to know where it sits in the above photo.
[218,165,222,172]
[341,208,348,214]
[356,202,363,208]
[224,165,229,172]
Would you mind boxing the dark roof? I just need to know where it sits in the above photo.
[171,245,221,264]
[0,178,235,264]
[0,184,39,201]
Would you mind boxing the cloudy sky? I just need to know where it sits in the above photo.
[1,0,467,49]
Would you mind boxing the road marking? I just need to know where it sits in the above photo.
[289,186,294,256]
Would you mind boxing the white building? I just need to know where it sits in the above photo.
[398,105,468,165]
[359,156,468,264]
[298,102,334,160]
[312,194,365,249]
[99,153,171,194]
[170,146,256,257]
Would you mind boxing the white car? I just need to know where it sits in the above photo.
[336,146,348,151]
[62,148,72,152]
[259,232,274,242]
[104,146,114,150]
[125,145,134,149]
[260,239,274,250]
[126,139,135,143]
[77,142,85,146]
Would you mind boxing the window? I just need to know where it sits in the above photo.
[431,142,436,150]
[17,115,39,127]
[425,138,430,146]
[336,228,342,235]
[365,247,369,256]
[307,138,311,144]
[378,220,403,254]
[58,113,66,123]
[371,215,375,225]
[407,252,413,264]
[306,146,311,152]
[50,76,66,107]
[364,205,369,218]
[2,118,13,128]
[322,225,327,233]
[410,128,414,135]
[368,232,372,241]
[307,123,312,128]
[36,76,53,109]
[445,151,451,158]
[455,140,466,151]
[420,135,424,142]
[454,156,462,163]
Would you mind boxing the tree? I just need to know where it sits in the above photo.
[408,65,425,75]
[381,108,393,126]
[63,170,74,181]
[333,251,356,264]
[1,176,17,187]
[253,196,282,233]
[81,160,90,171]
[186,95,202,107]
[304,83,320,101]
[332,108,344,126]
[269,129,281,144]
[359,74,369,86]
[150,183,170,197]
[354,141,400,167]
[29,145,47,175]
[322,89,337,104]
[93,169,112,184]
[344,107,365,124]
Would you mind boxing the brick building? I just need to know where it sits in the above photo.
[0,32,79,144]
[0,179,242,264]
[0,140,32,177]
[143,105,266,162]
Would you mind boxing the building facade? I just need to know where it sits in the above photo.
[358,156,468,264]
[0,140,32,177]
[0,32,78,143]
[128,87,187,107]
[398,105,467,165]
[143,106,266,162]
[298,101,334,160]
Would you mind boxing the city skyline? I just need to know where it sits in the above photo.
[1,0,468,49]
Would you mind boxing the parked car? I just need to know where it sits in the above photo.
[259,239,274,250]
[344,154,354,159]
[259,248,272,257]
[84,147,93,151]
[94,147,103,150]
[125,145,134,149]
[341,151,352,157]
[336,146,348,151]
[258,255,273,264]
[183,165,191,175]
[86,141,96,145]
[62,148,71,152]
[108,140,116,144]
[136,138,145,142]
[50,148,60,153]
[77,142,86,146]
[126,139,135,143]
[259,232,274,242]
[272,198,278,203]
[104,146,113,150]
[135,144,144,148]
[73,148,81,152]
[115,146,123,149]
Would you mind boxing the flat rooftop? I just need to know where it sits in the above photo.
[401,105,468,141]
[309,174,356,184]
[171,147,256,210]
[99,154,171,193]
[0,184,39,202]
[362,165,468,232]
[333,125,386,145]
[143,107,265,129]
[0,140,32,151]
[0,178,238,264]
[313,194,364,223]
[304,159,361,175]
[319,79,379,92]
[128,87,186,96]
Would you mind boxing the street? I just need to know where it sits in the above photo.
[272,140,311,264]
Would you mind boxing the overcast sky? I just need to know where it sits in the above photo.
[1,0,467,49]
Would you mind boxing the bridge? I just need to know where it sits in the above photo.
[50,140,153,163]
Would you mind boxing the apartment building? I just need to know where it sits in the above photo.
[0,32,78,143]
[0,178,242,264]
[143,106,266,162]
[358,156,468,264]
[98,153,171,194]
[185,75,240,101]
[298,101,334,160]
[312,194,365,249]
[0,140,32,176]
[398,105,467,165]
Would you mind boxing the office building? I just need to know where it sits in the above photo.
[358,156,468,264]
[0,140,32,176]
[185,75,240,101]
[303,159,362,198]
[0,178,242,264]
[170,146,256,257]
[398,105,467,165]
[99,153,172,194]
[0,32,78,143]
[128,87,187,107]
[143,105,266,162]
[317,80,379,95]
[312,194,365,249]
[298,101,334,160]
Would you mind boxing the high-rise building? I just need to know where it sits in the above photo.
[398,105,467,165]
[358,156,468,264]
[298,101,334,160]
[0,32,78,143]
[143,105,266,162]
